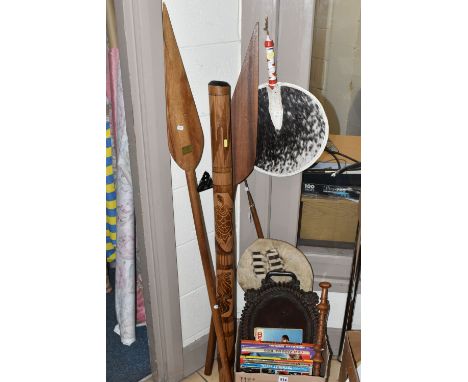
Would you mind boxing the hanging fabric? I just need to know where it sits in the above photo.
[106,112,117,263]
[107,0,146,343]
[109,46,136,346]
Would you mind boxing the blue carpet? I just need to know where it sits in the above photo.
[107,268,151,382]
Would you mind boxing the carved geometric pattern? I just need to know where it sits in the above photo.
[216,272,233,315]
[215,194,232,247]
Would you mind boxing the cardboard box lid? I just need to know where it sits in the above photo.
[346,330,361,364]
[319,134,361,164]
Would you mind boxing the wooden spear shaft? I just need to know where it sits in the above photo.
[244,180,264,238]
[106,0,118,49]
[186,171,233,382]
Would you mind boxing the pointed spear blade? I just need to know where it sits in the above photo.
[231,23,259,185]
[162,4,204,171]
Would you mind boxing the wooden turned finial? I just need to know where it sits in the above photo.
[319,282,331,301]
[312,282,331,376]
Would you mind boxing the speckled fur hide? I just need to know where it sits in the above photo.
[256,85,327,176]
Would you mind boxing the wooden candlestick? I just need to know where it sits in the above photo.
[209,81,236,380]
[313,281,331,376]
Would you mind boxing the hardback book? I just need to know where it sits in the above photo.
[240,356,313,364]
[240,362,312,375]
[254,327,303,343]
[241,340,317,353]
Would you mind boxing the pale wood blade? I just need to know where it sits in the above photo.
[162,4,203,171]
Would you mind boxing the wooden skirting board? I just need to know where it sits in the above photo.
[182,333,210,377]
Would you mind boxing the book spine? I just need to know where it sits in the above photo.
[241,345,316,354]
[240,363,312,373]
[241,348,315,355]
[240,356,313,362]
[241,340,316,348]
[240,357,313,365]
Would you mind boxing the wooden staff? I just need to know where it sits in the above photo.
[162,5,232,382]
[204,24,259,376]
[208,81,236,380]
[203,180,263,375]
[106,0,118,49]
[244,180,264,238]
[313,282,331,376]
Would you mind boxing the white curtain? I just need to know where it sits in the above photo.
[109,47,136,346]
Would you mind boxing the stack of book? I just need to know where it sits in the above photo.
[239,328,316,375]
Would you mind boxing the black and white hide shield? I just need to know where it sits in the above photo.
[255,82,329,177]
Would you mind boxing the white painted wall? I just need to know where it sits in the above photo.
[310,0,361,134]
[322,0,361,134]
[313,291,361,329]
[164,0,241,347]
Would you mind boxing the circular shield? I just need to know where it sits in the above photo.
[237,238,314,292]
[255,82,329,177]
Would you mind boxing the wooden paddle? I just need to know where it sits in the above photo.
[203,23,260,376]
[232,24,259,187]
[162,5,232,382]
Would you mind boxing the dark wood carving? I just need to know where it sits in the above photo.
[239,272,319,343]
[209,81,236,380]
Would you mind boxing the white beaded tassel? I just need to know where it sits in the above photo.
[264,18,283,131]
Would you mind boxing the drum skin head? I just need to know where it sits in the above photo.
[255,82,329,177]
[238,238,314,291]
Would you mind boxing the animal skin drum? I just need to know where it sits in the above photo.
[237,238,314,292]
[255,82,329,177]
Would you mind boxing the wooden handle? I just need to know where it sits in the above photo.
[244,180,264,238]
[204,319,216,375]
[106,0,118,49]
[186,170,233,382]
[313,282,331,376]
[209,81,236,379]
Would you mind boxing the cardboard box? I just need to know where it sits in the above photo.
[299,195,359,244]
[318,134,361,163]
[235,337,331,382]
[338,331,360,382]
